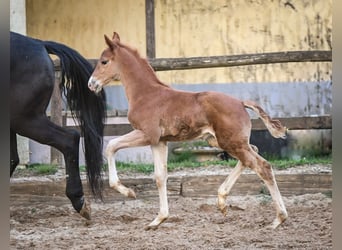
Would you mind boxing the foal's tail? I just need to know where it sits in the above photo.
[243,100,287,139]
[43,40,106,200]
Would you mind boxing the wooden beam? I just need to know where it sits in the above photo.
[10,173,331,199]
[64,115,331,136]
[251,116,332,130]
[54,50,331,72]
[148,50,332,71]
[145,0,156,58]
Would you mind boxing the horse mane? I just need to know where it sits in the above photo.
[117,42,170,88]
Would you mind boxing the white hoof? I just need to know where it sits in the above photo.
[144,214,168,230]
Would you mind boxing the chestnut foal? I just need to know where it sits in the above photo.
[88,32,288,230]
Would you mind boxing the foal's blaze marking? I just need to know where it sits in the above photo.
[89,32,288,229]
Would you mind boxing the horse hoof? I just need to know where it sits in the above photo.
[127,188,136,199]
[270,215,287,229]
[79,199,91,220]
[270,220,281,229]
[144,224,159,231]
[219,205,228,217]
[144,216,168,230]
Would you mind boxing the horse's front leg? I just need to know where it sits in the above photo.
[10,129,20,176]
[106,130,151,198]
[145,141,169,230]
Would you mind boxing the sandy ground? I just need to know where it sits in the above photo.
[10,179,332,249]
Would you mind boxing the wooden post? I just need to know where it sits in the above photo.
[50,71,64,167]
[145,0,155,58]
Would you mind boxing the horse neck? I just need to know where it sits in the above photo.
[117,47,165,103]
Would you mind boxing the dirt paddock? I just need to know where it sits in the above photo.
[10,165,332,249]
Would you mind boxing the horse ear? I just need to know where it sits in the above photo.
[112,32,120,42]
[104,34,116,51]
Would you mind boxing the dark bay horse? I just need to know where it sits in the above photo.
[88,32,288,230]
[10,32,106,219]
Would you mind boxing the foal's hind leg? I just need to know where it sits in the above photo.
[106,130,151,198]
[236,146,288,228]
[252,153,288,228]
[217,145,258,216]
[217,160,244,216]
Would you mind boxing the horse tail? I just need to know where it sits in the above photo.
[243,100,287,139]
[43,40,106,200]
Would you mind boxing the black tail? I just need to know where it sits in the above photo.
[43,41,106,200]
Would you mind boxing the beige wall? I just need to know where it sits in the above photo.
[26,0,146,58]
[26,0,332,84]
[154,0,332,84]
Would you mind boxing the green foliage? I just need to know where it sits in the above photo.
[169,149,196,163]
[27,163,58,175]
[270,154,332,170]
[24,154,331,176]
[107,154,331,174]
[116,162,154,173]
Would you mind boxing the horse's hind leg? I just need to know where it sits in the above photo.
[146,141,169,230]
[10,129,19,176]
[217,160,244,215]
[217,145,259,216]
[13,115,90,219]
[252,153,288,228]
[233,145,288,228]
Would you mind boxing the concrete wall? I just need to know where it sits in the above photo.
[10,0,26,34]
[11,0,29,165]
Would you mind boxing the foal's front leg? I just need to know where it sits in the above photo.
[106,130,151,198]
[145,141,169,230]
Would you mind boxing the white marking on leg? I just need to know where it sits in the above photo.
[145,141,169,230]
[217,161,244,215]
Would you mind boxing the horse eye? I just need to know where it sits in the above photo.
[101,60,108,65]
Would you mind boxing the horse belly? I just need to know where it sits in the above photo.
[159,116,211,142]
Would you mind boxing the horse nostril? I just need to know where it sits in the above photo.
[88,77,95,88]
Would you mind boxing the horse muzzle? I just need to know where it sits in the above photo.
[88,76,103,94]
